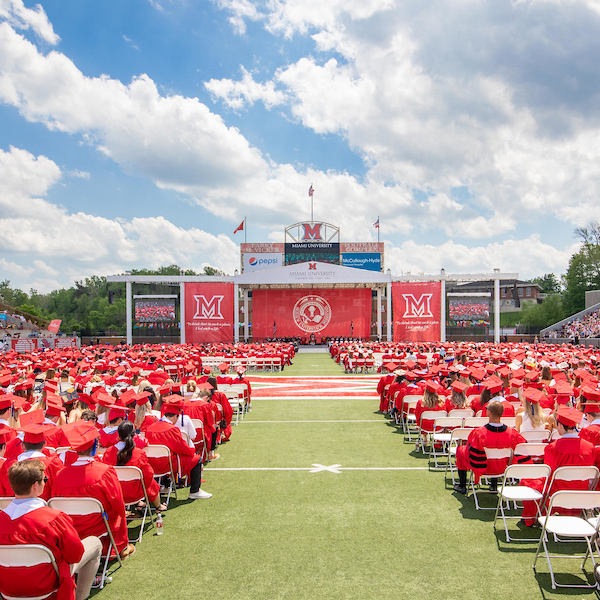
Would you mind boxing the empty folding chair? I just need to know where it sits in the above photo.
[403,400,419,441]
[445,427,471,487]
[471,447,514,510]
[493,463,552,542]
[533,490,600,589]
[429,416,463,469]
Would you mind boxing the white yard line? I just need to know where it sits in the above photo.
[241,419,383,423]
[204,466,429,472]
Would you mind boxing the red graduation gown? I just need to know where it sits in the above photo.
[102,446,160,503]
[145,420,200,479]
[0,504,83,600]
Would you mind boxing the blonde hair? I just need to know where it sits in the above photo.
[523,399,544,429]
[423,389,442,409]
[134,402,152,428]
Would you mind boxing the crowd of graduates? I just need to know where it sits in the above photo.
[373,340,600,538]
[0,341,301,599]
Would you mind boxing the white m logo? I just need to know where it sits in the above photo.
[402,293,434,318]
[193,295,225,320]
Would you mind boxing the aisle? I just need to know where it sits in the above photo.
[96,354,586,600]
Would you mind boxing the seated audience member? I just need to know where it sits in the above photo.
[50,421,134,559]
[0,459,102,600]
[454,400,525,494]
[515,389,549,433]
[145,398,211,500]
[102,421,166,512]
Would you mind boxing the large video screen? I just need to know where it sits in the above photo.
[134,299,176,324]
[285,242,340,266]
[448,297,490,326]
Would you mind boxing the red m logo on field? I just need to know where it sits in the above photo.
[193,295,225,320]
[308,263,317,270]
[402,293,434,318]
[301,223,323,241]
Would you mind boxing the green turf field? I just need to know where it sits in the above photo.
[95,351,598,599]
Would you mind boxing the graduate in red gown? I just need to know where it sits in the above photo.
[0,459,102,600]
[50,421,134,559]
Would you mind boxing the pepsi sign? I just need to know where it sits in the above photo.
[243,253,283,273]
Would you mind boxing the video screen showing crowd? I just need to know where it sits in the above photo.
[0,341,294,599]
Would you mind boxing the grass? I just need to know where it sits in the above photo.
[94,352,597,600]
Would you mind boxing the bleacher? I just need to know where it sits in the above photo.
[540,302,600,347]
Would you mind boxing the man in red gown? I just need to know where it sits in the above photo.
[0,459,102,600]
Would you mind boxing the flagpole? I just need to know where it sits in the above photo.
[311,185,313,222]
[377,216,380,244]
[244,217,247,244]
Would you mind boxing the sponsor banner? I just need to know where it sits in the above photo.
[184,282,234,343]
[341,242,384,253]
[241,243,284,253]
[342,252,382,272]
[285,242,340,266]
[55,337,79,348]
[243,253,283,273]
[392,281,442,342]
[252,288,371,339]
[11,339,37,352]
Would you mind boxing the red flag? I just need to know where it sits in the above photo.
[234,220,244,234]
[48,319,61,333]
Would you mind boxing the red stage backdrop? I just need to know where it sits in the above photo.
[185,282,234,343]
[392,281,442,342]
[252,289,371,339]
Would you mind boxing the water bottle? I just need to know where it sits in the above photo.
[156,514,163,535]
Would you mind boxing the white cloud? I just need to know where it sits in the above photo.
[216,0,263,34]
[0,0,58,45]
[205,66,287,109]
[68,169,90,179]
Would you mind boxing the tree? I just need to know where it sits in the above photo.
[528,273,562,294]
[519,295,565,329]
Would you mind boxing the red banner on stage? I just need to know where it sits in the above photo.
[252,289,371,339]
[392,281,442,342]
[185,283,234,343]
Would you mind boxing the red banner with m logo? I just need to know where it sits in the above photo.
[392,281,441,342]
[185,283,234,343]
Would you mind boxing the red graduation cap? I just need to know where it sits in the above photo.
[64,421,100,452]
[19,409,45,427]
[523,388,544,404]
[451,381,468,394]
[556,406,584,428]
[21,423,55,445]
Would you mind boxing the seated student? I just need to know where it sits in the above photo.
[414,381,446,450]
[0,459,102,600]
[515,388,549,432]
[50,421,134,560]
[145,398,211,500]
[102,421,166,512]
[454,400,526,494]
[0,396,17,443]
[0,424,64,500]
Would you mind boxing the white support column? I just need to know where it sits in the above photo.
[376,287,382,341]
[440,271,446,343]
[180,282,186,344]
[126,281,132,345]
[234,284,240,343]
[386,282,392,341]
[494,270,500,344]
[243,289,249,342]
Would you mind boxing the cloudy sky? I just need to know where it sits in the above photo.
[1,0,597,293]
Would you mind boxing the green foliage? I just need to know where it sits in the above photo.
[519,295,564,328]
[0,264,225,336]
[527,273,562,293]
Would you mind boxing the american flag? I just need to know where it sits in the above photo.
[373,217,379,229]
[308,185,314,197]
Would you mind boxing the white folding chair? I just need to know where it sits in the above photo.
[501,416,517,428]
[47,496,122,589]
[445,427,471,486]
[513,442,547,464]
[0,544,59,599]
[190,418,206,459]
[542,466,600,509]
[429,416,463,469]
[224,390,243,425]
[402,400,419,440]
[471,447,513,510]
[416,411,447,453]
[493,463,552,542]
[143,444,178,506]
[448,409,474,419]
[113,465,155,543]
[533,490,600,589]
[520,429,551,443]
[463,416,488,428]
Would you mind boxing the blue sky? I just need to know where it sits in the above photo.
[1,0,598,292]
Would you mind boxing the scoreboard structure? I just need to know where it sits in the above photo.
[241,221,384,274]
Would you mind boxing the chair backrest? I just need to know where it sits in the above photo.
[0,497,15,510]
[113,465,144,483]
[403,395,422,404]
[143,444,170,459]
[448,409,474,419]
[520,429,551,442]
[464,417,488,428]
[547,490,600,512]
[420,410,447,422]
[449,427,471,443]
[433,417,463,430]
[47,496,103,516]
[484,447,513,460]
[0,543,59,575]
[550,465,599,487]
[513,442,546,459]
[501,417,517,428]
[467,394,480,403]
[502,463,552,483]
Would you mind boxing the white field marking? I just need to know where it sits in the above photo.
[252,383,377,392]
[204,466,429,472]
[252,396,377,400]
[241,420,383,423]
[250,375,380,379]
